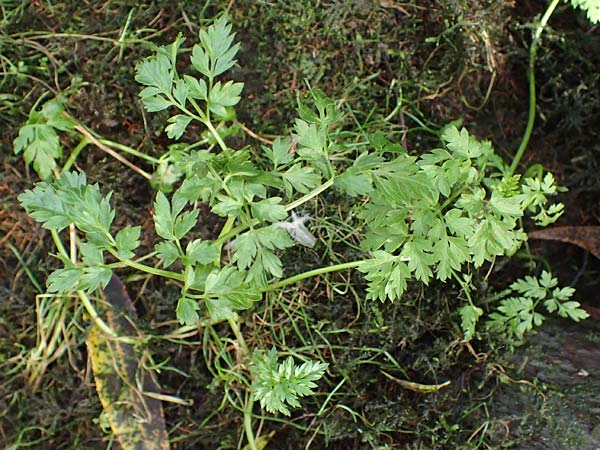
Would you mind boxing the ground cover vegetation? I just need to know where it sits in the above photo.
[1,1,599,449]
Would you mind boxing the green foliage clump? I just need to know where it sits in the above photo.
[13,99,73,180]
[251,348,328,416]
[356,125,563,302]
[488,271,588,339]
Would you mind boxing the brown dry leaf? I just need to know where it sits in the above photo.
[87,275,170,450]
[528,226,600,261]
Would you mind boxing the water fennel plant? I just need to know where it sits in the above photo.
[16,15,589,449]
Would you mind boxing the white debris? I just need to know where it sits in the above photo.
[276,211,317,248]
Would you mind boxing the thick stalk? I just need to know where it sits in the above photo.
[509,0,561,175]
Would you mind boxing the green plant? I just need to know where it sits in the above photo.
[250,347,328,416]
[13,95,160,181]
[13,98,74,180]
[488,270,588,339]
[15,14,587,449]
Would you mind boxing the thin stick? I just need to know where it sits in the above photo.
[73,123,153,180]
[235,120,274,145]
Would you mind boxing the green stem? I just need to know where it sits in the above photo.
[112,259,184,281]
[227,317,249,356]
[106,250,184,281]
[49,230,69,261]
[452,272,475,307]
[509,0,561,176]
[98,138,160,164]
[202,117,228,152]
[267,260,364,292]
[61,137,90,174]
[77,291,115,339]
[243,391,257,450]
[285,177,335,211]
[214,216,236,264]
[171,95,229,152]
[214,219,259,247]
[219,216,236,239]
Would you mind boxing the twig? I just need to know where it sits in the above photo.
[71,121,153,180]
[235,120,274,145]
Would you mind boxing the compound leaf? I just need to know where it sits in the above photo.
[185,239,220,265]
[281,164,321,196]
[173,209,199,240]
[265,137,294,168]
[153,191,175,240]
[442,126,485,159]
[115,226,141,260]
[359,251,411,302]
[204,267,262,312]
[208,80,243,117]
[251,197,287,223]
[14,99,73,180]
[251,348,328,416]
[401,237,435,283]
